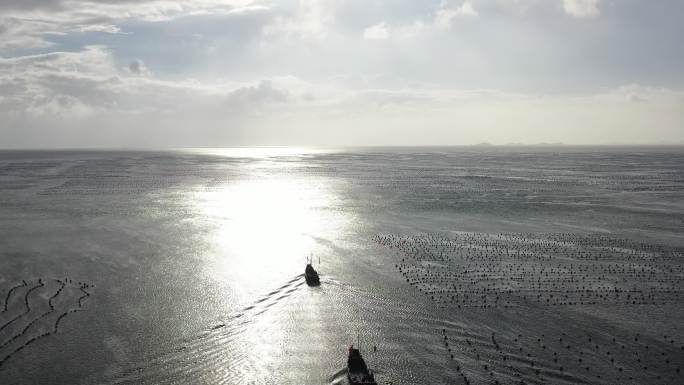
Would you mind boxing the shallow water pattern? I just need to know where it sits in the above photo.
[0,147,683,384]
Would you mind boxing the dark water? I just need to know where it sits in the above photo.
[0,147,683,384]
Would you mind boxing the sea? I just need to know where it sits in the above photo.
[0,146,683,385]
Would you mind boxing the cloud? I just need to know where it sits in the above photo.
[0,17,59,50]
[262,0,333,39]
[363,22,389,40]
[0,45,116,75]
[435,1,478,30]
[0,46,288,121]
[126,59,151,76]
[0,0,267,51]
[128,60,143,74]
[2,46,682,147]
[76,24,124,34]
[226,80,288,108]
[1,0,683,147]
[0,46,299,147]
[563,0,600,18]
[613,83,674,103]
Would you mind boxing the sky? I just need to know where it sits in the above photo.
[0,0,683,148]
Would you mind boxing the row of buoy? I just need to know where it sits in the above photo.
[0,278,92,369]
[376,233,683,310]
[375,233,684,264]
[439,326,683,384]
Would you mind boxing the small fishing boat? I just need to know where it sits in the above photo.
[304,255,320,286]
[347,345,377,385]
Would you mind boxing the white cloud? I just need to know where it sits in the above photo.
[613,83,674,103]
[0,0,267,51]
[563,0,600,18]
[225,80,288,107]
[435,1,478,30]
[0,17,58,50]
[262,0,333,39]
[0,45,116,75]
[1,0,683,147]
[0,46,288,120]
[2,46,682,147]
[76,24,124,34]
[363,22,389,40]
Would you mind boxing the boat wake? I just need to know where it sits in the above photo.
[100,273,306,385]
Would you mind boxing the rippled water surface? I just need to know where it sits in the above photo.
[0,147,683,384]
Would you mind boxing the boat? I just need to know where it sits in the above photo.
[304,257,320,286]
[347,345,377,385]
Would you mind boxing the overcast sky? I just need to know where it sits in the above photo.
[1,0,683,147]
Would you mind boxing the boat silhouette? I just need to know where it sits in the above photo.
[347,345,377,385]
[304,255,320,286]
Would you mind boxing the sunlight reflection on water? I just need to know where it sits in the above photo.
[192,152,352,301]
[183,147,336,158]
[202,178,321,273]
[189,156,355,383]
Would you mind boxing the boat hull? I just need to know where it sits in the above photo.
[304,263,320,286]
[347,372,377,385]
[304,272,320,286]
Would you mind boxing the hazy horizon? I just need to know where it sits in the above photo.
[2,143,684,151]
[1,0,683,147]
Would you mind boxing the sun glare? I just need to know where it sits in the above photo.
[185,147,335,159]
[195,170,343,298]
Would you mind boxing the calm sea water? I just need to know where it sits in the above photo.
[0,147,683,385]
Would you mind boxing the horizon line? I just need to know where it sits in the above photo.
[2,143,684,151]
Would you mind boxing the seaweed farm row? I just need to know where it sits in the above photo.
[374,233,684,309]
[0,278,92,367]
[437,324,683,385]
